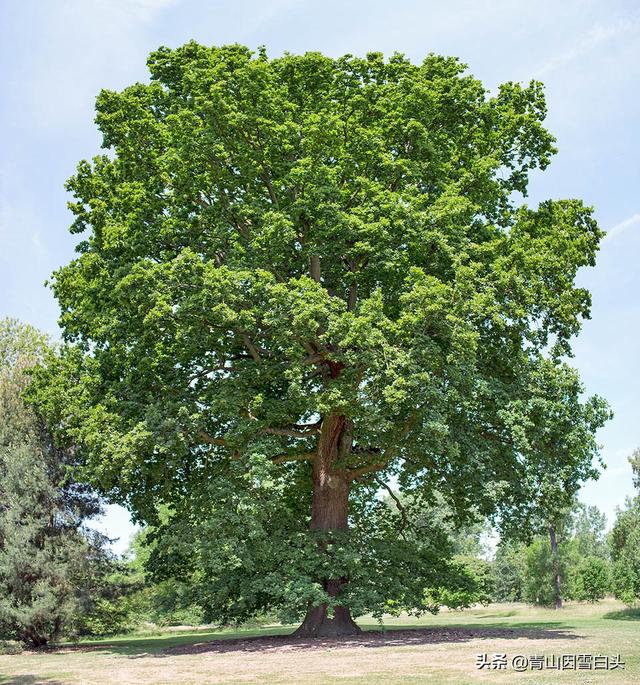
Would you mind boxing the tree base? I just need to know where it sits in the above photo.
[292,605,361,638]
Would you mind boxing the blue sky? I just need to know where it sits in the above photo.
[1,0,638,554]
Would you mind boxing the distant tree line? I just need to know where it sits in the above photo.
[492,502,611,605]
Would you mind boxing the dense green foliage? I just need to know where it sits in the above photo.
[126,489,493,627]
[73,538,203,636]
[570,503,608,559]
[522,537,561,606]
[33,44,609,627]
[0,319,115,647]
[571,556,610,602]
[608,450,640,606]
[492,541,526,602]
[118,521,204,629]
[502,364,610,541]
[489,359,612,609]
[491,502,612,606]
[610,496,640,606]
[140,462,490,625]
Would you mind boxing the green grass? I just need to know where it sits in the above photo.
[61,624,296,656]
[0,599,638,684]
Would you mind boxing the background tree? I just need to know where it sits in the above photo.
[610,502,640,606]
[609,451,640,606]
[629,447,640,491]
[0,319,112,647]
[568,503,608,559]
[570,556,610,603]
[492,541,526,602]
[500,361,610,609]
[117,512,204,631]
[522,537,560,607]
[36,44,608,636]
[495,500,611,607]
[379,489,495,606]
[608,449,640,606]
[566,503,611,602]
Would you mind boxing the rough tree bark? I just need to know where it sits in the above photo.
[549,524,563,610]
[292,413,362,637]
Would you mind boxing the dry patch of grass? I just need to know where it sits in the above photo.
[0,599,637,685]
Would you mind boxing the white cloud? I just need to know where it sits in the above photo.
[603,212,640,243]
[534,16,640,78]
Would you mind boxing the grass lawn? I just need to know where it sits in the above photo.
[0,599,638,684]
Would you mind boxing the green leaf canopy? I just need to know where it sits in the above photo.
[37,44,609,631]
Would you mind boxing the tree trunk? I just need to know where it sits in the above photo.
[23,628,48,648]
[549,524,563,610]
[293,414,361,638]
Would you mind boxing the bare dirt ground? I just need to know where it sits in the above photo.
[163,625,577,654]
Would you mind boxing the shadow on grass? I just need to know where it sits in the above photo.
[51,626,294,658]
[52,622,580,659]
[469,610,519,619]
[603,607,640,621]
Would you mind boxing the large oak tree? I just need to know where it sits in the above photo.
[40,44,607,636]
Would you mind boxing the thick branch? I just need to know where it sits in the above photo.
[309,255,321,282]
[348,282,357,311]
[348,460,388,481]
[198,431,228,447]
[302,352,325,365]
[265,426,319,438]
[187,356,252,383]
[292,419,322,431]
[241,334,262,363]
[271,452,315,464]
[375,477,408,541]
[260,173,279,208]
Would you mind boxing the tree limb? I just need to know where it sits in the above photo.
[348,460,388,481]
[271,452,315,464]
[309,255,321,282]
[241,334,262,363]
[375,476,408,541]
[348,282,357,311]
[302,352,325,365]
[260,173,279,208]
[198,431,229,447]
[265,426,318,438]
